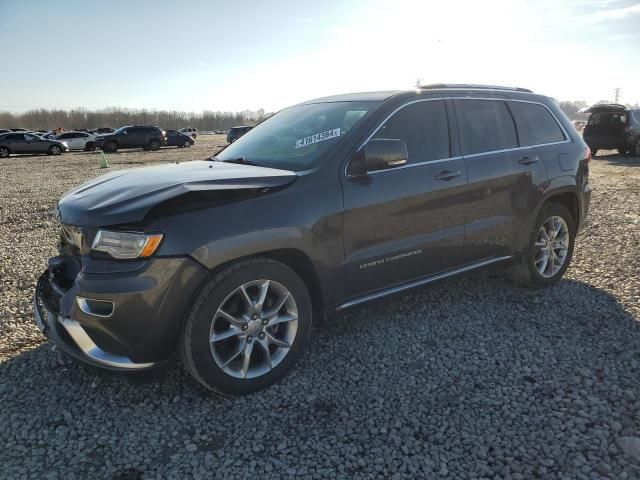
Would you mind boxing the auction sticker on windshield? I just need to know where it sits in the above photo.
[295,128,341,149]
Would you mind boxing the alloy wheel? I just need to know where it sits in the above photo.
[0,147,8,158]
[209,279,298,379]
[534,216,569,278]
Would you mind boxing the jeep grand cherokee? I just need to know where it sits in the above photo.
[34,84,592,395]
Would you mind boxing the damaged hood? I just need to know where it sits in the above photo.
[58,160,297,227]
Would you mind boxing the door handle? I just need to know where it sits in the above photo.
[518,156,539,165]
[435,170,462,181]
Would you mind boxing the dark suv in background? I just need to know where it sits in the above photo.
[35,85,591,395]
[227,125,253,143]
[95,125,166,152]
[582,104,640,157]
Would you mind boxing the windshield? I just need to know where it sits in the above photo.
[113,126,128,134]
[216,101,379,171]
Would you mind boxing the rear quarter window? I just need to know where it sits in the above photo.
[509,102,566,146]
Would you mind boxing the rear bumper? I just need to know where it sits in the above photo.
[34,255,209,370]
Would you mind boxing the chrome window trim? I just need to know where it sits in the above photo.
[345,96,572,177]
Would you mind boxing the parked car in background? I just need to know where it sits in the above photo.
[8,128,28,132]
[165,129,195,148]
[35,85,591,395]
[227,125,253,143]
[55,131,98,151]
[94,125,166,152]
[41,133,57,140]
[0,129,11,135]
[0,132,68,157]
[94,127,115,134]
[582,104,640,157]
[179,127,198,139]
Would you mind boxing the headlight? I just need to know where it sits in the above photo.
[61,141,68,147]
[91,230,163,259]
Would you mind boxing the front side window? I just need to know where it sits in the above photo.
[372,100,450,164]
[6,134,25,141]
[216,101,380,171]
[457,100,518,155]
[24,134,40,141]
[509,102,565,146]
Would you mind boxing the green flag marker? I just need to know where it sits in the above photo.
[99,150,110,169]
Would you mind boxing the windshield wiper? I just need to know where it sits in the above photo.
[220,157,264,167]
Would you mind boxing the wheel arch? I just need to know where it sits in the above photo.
[543,191,579,228]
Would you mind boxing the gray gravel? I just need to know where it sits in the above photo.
[1,143,640,479]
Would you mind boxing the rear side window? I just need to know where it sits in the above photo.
[372,100,450,163]
[6,134,24,141]
[457,100,517,155]
[509,102,566,146]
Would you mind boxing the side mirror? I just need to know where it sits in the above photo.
[349,138,408,176]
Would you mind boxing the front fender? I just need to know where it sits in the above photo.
[190,226,340,309]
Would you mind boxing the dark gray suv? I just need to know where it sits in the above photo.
[35,84,592,395]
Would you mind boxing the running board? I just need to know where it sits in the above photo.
[336,255,513,311]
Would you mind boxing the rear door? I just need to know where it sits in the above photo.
[4,133,28,153]
[584,110,627,149]
[342,99,468,297]
[455,99,547,261]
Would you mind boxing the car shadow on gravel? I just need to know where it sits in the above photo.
[595,153,640,167]
[2,271,640,478]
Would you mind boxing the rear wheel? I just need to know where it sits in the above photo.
[180,258,312,395]
[0,146,9,158]
[506,203,575,288]
[149,139,160,151]
[48,145,62,155]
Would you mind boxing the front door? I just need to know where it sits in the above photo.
[341,99,468,298]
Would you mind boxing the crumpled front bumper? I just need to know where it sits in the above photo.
[34,271,156,371]
[33,254,209,371]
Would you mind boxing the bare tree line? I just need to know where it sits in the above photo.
[1,101,639,132]
[0,108,272,131]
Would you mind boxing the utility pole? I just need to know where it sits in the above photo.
[414,77,423,88]
[613,87,621,104]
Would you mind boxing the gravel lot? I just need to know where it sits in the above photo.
[1,140,639,479]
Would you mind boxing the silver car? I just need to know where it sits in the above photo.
[0,132,69,158]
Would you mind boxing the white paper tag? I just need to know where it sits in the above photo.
[295,128,341,149]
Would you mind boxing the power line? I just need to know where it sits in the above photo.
[613,87,621,103]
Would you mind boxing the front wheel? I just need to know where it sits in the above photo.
[633,139,640,157]
[85,142,96,151]
[48,145,62,155]
[104,141,117,153]
[0,146,9,158]
[180,258,312,395]
[182,140,191,148]
[506,203,575,288]
[149,139,160,151]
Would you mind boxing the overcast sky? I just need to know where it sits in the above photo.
[1,0,639,113]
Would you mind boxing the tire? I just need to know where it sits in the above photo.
[149,139,160,151]
[85,142,96,152]
[0,146,9,158]
[180,258,313,395]
[192,134,197,139]
[182,140,191,148]
[590,148,598,158]
[634,139,640,158]
[48,145,62,155]
[506,202,575,288]
[104,141,117,153]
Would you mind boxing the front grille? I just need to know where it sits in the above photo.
[59,225,84,256]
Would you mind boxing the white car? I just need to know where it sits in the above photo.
[55,131,97,151]
[179,127,198,139]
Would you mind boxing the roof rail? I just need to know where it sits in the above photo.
[421,83,533,93]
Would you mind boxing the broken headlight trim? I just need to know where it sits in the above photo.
[91,230,163,259]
